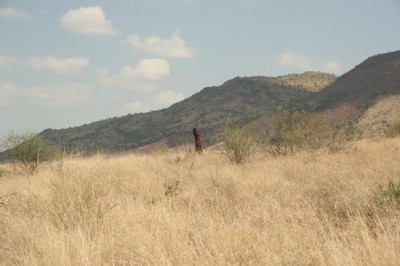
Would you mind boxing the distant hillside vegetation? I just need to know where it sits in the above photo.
[40,72,332,153]
[308,50,400,123]
[273,71,336,92]
[355,95,400,138]
[35,51,400,154]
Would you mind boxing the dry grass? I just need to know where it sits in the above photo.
[1,138,400,265]
[356,95,400,138]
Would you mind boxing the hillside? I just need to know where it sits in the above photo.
[40,72,334,153]
[308,51,400,123]
[273,71,336,92]
[355,95,400,138]
[38,51,400,153]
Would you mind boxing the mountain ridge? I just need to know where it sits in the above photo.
[310,51,400,117]
[39,51,400,153]
[41,72,332,152]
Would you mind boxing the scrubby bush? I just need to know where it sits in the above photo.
[164,180,181,197]
[0,168,8,177]
[385,121,400,138]
[326,124,354,153]
[379,180,400,203]
[262,107,327,155]
[1,131,59,173]
[219,123,258,164]
[263,107,353,155]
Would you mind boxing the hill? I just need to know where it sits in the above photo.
[273,71,336,92]
[38,51,400,153]
[40,72,335,153]
[308,50,400,123]
[355,95,400,138]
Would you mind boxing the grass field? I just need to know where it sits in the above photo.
[1,138,400,265]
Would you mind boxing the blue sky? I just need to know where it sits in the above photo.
[1,0,399,137]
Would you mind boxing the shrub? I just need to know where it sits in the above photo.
[164,180,180,197]
[0,168,8,177]
[263,107,353,155]
[326,124,354,153]
[385,121,400,138]
[219,123,258,164]
[378,180,400,203]
[1,130,33,151]
[1,131,59,173]
[263,107,328,155]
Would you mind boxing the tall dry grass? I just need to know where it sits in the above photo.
[0,138,400,265]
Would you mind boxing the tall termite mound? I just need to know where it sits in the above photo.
[193,128,203,154]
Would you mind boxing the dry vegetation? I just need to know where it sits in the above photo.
[356,95,400,138]
[273,72,336,92]
[1,138,400,265]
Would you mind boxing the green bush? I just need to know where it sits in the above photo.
[263,107,353,155]
[1,131,59,173]
[385,121,400,138]
[263,107,327,155]
[379,180,400,203]
[0,168,8,177]
[219,123,258,164]
[164,180,180,197]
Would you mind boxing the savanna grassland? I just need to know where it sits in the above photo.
[1,138,400,265]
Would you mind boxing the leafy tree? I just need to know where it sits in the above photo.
[1,131,59,173]
[0,131,33,152]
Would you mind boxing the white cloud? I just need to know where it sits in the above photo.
[119,90,185,113]
[119,101,144,113]
[0,82,93,107]
[0,7,29,19]
[279,53,314,70]
[126,31,198,58]
[60,6,118,36]
[22,83,93,106]
[324,62,342,74]
[25,56,90,76]
[278,52,342,75]
[153,90,185,107]
[0,56,18,69]
[97,58,171,91]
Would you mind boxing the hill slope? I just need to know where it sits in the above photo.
[273,71,336,92]
[309,51,400,122]
[39,51,400,153]
[40,72,335,153]
[355,95,400,138]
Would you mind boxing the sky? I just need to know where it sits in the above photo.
[1,0,399,137]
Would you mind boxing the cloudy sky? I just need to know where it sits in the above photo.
[1,0,399,137]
